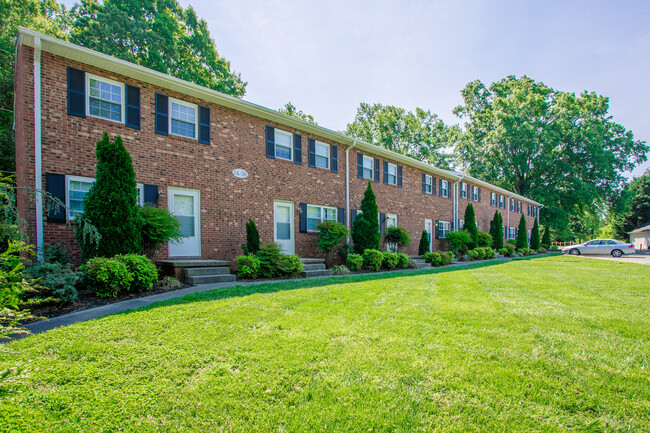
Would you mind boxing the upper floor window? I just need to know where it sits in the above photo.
[362,155,374,179]
[510,198,515,211]
[87,74,124,123]
[440,180,449,198]
[386,163,397,185]
[424,175,432,194]
[307,205,337,231]
[490,192,496,206]
[517,201,522,213]
[499,195,505,208]
[472,186,479,201]
[460,182,467,198]
[170,99,198,139]
[386,214,398,228]
[508,227,516,239]
[275,129,293,161]
[315,141,330,169]
[66,175,143,220]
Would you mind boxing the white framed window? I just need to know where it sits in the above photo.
[517,201,522,213]
[458,219,465,230]
[491,192,496,206]
[87,74,124,123]
[315,141,330,169]
[424,219,433,252]
[499,195,505,208]
[424,175,432,194]
[460,182,467,198]
[438,221,451,239]
[440,180,448,198]
[472,186,478,201]
[66,175,144,220]
[275,129,293,161]
[387,163,397,185]
[386,214,397,228]
[169,98,198,139]
[306,204,337,231]
[510,199,515,211]
[509,227,516,239]
[362,155,373,179]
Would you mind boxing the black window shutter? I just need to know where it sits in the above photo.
[383,161,388,185]
[432,176,437,196]
[422,173,426,194]
[299,203,307,233]
[435,220,440,239]
[374,158,380,182]
[308,138,316,167]
[351,209,357,224]
[198,106,210,144]
[380,212,386,235]
[125,84,140,129]
[478,187,482,203]
[155,93,169,135]
[357,153,363,178]
[293,134,302,165]
[46,173,66,222]
[397,165,402,188]
[265,125,275,159]
[331,145,338,173]
[143,184,158,207]
[439,178,443,197]
[337,207,345,224]
[67,67,85,118]
[449,182,453,200]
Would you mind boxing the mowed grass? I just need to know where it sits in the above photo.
[1,256,649,432]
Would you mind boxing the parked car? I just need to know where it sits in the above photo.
[562,239,635,257]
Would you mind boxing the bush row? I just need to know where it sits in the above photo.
[80,254,158,297]
[422,251,454,266]
[467,247,496,260]
[236,242,304,279]
[344,250,411,272]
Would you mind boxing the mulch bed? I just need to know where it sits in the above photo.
[26,282,190,322]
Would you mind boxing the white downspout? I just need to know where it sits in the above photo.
[507,195,513,240]
[34,37,44,262]
[345,140,357,240]
[455,176,464,231]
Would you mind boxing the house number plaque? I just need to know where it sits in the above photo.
[232,169,248,179]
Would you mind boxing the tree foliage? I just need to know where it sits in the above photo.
[316,221,348,266]
[530,218,540,250]
[278,102,316,124]
[541,225,552,248]
[76,132,141,259]
[346,103,458,168]
[351,181,380,254]
[140,204,182,260]
[489,210,504,250]
[516,215,529,250]
[454,75,648,231]
[244,219,260,254]
[462,203,478,249]
[608,171,650,239]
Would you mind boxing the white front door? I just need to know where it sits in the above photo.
[168,188,201,258]
[424,219,433,253]
[274,201,294,255]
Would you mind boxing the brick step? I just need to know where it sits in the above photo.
[183,267,230,278]
[302,263,326,271]
[186,274,237,285]
[299,258,326,264]
[300,269,332,278]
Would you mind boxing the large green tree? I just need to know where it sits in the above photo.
[278,102,316,124]
[454,76,648,231]
[616,171,650,236]
[346,103,458,168]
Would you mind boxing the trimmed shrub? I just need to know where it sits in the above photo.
[477,232,492,248]
[516,215,529,250]
[43,244,69,265]
[507,239,517,245]
[76,133,142,259]
[236,255,261,279]
[530,218,541,250]
[475,248,486,260]
[384,226,410,252]
[441,252,453,265]
[498,247,509,256]
[158,276,182,290]
[352,182,380,253]
[520,248,534,256]
[537,247,547,254]
[446,230,472,256]
[423,252,441,266]
[418,230,430,255]
[407,259,419,269]
[27,262,79,303]
[277,255,304,277]
[362,249,383,271]
[316,221,349,266]
[550,245,559,250]
[81,257,133,298]
[115,254,158,292]
[346,254,363,271]
[467,249,479,260]
[332,265,351,275]
[382,252,399,270]
[397,253,409,269]
[140,205,182,259]
[489,211,504,250]
[505,244,516,256]
[463,203,479,249]
[484,248,496,259]
[245,219,260,254]
[255,242,284,278]
[541,226,552,249]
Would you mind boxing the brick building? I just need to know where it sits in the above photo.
[14,28,541,263]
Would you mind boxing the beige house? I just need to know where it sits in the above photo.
[628,222,650,251]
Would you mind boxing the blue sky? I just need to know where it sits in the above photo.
[64,0,650,177]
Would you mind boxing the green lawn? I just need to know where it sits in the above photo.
[1,256,649,432]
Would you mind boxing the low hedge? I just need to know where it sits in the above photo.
[382,252,399,270]
[397,253,409,269]
[236,255,261,279]
[115,254,158,292]
[362,249,383,271]
[346,254,363,271]
[423,252,441,266]
[81,257,133,298]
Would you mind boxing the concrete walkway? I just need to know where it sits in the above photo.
[19,254,548,338]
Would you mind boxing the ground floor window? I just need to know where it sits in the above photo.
[458,219,465,230]
[66,175,143,220]
[438,221,451,239]
[509,227,516,239]
[307,205,337,231]
[386,214,397,228]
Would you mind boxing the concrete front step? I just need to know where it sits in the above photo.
[300,269,333,278]
[299,258,326,264]
[302,263,326,271]
[417,262,432,269]
[183,267,230,278]
[157,259,232,268]
[186,274,237,285]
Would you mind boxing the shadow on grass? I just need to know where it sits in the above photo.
[126,255,556,315]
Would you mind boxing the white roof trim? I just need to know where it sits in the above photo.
[17,27,542,206]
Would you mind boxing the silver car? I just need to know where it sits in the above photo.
[562,239,635,257]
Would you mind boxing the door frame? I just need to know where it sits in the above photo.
[168,187,201,258]
[273,200,295,255]
[424,218,433,252]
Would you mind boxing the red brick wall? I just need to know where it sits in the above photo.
[15,46,540,263]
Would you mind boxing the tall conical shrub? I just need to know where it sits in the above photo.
[351,181,380,253]
[463,203,478,249]
[541,225,551,248]
[489,210,504,249]
[530,218,540,250]
[516,214,528,250]
[418,230,430,255]
[77,132,141,258]
[245,219,260,253]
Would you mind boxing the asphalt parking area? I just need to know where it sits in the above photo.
[570,253,650,265]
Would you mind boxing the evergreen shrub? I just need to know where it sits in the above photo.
[115,254,158,292]
[346,254,363,271]
[362,249,383,271]
[236,255,261,279]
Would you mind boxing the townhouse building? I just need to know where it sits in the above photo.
[14,28,541,263]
